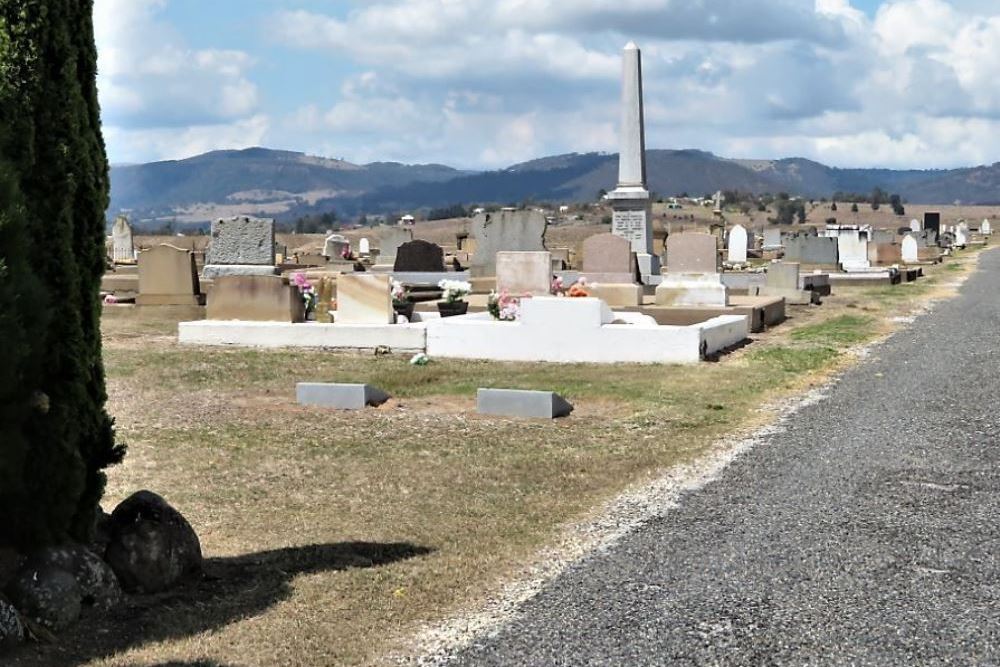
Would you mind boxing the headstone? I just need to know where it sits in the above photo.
[111,215,134,263]
[713,191,723,215]
[296,383,390,410]
[753,262,815,305]
[336,274,393,325]
[469,210,547,277]
[955,224,968,247]
[207,275,304,322]
[983,220,992,235]
[665,233,719,274]
[394,240,445,273]
[581,233,637,282]
[727,224,748,264]
[377,226,413,265]
[924,211,941,234]
[655,233,727,306]
[496,251,552,296]
[136,244,201,306]
[477,389,574,419]
[604,42,659,281]
[323,234,351,260]
[901,235,919,263]
[359,238,371,256]
[204,216,276,277]
[784,236,839,265]
[767,263,800,291]
[910,219,922,233]
[762,228,783,249]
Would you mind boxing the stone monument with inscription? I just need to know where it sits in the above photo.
[606,42,660,285]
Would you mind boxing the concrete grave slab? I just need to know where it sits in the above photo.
[477,389,574,419]
[297,383,390,410]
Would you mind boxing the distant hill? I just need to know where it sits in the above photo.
[109,147,1000,225]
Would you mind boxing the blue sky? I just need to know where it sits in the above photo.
[94,0,1000,170]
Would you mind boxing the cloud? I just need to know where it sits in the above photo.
[94,0,264,160]
[95,0,1000,169]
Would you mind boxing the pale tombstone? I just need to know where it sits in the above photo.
[910,219,921,233]
[955,224,968,247]
[112,215,134,263]
[496,252,552,296]
[727,225,748,264]
[137,244,200,305]
[324,234,351,259]
[901,235,919,263]
[762,228,782,249]
[836,231,870,270]
[336,274,393,325]
[666,233,720,274]
[983,220,992,235]
[359,238,371,256]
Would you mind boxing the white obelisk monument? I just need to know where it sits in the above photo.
[606,42,659,283]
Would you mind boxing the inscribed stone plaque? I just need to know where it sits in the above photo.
[394,240,445,272]
[496,251,552,296]
[665,233,719,274]
[611,206,651,254]
[206,216,275,265]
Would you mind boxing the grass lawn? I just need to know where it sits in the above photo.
[9,247,984,667]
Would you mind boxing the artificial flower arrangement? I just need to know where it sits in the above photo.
[292,272,317,318]
[341,246,356,261]
[391,279,415,321]
[438,279,472,303]
[551,275,591,297]
[487,288,524,321]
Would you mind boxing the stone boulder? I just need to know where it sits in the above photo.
[26,545,121,610]
[0,595,24,650]
[105,491,202,593]
[5,565,81,631]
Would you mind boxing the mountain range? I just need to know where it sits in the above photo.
[109,147,1000,226]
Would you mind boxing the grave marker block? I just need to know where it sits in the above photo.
[477,389,574,419]
[297,383,390,410]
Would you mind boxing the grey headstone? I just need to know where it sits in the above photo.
[297,383,390,410]
[376,226,414,264]
[477,389,574,419]
[784,236,839,265]
[469,210,547,277]
[111,215,134,262]
[206,216,275,266]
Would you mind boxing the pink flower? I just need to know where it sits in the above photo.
[103,294,118,305]
[292,272,309,289]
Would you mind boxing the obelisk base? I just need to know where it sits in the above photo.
[608,188,659,285]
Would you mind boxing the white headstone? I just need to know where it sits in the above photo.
[901,235,919,263]
[837,231,870,270]
[982,219,992,235]
[111,215,134,263]
[359,237,371,255]
[713,191,723,214]
[955,224,968,247]
[909,219,921,233]
[324,234,351,259]
[727,224,748,264]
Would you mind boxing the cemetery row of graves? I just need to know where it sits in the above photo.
[73,207,989,666]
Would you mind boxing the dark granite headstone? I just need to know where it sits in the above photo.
[924,211,941,234]
[393,240,445,272]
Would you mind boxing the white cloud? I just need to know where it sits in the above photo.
[94,0,265,161]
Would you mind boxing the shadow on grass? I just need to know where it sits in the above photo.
[9,541,433,667]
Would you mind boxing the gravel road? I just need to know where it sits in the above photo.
[445,250,1000,666]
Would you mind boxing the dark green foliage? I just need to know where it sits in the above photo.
[890,194,905,216]
[771,199,807,225]
[0,0,124,548]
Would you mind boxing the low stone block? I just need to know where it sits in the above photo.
[297,383,390,410]
[207,275,304,322]
[477,389,573,419]
[654,274,729,307]
[589,283,643,307]
[202,264,278,279]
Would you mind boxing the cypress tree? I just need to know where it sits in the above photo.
[0,0,125,548]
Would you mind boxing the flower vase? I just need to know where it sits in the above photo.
[437,300,469,317]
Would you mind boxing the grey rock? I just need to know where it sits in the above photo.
[105,491,203,594]
[26,545,121,610]
[296,383,391,410]
[0,595,23,650]
[477,389,574,419]
[5,566,81,631]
